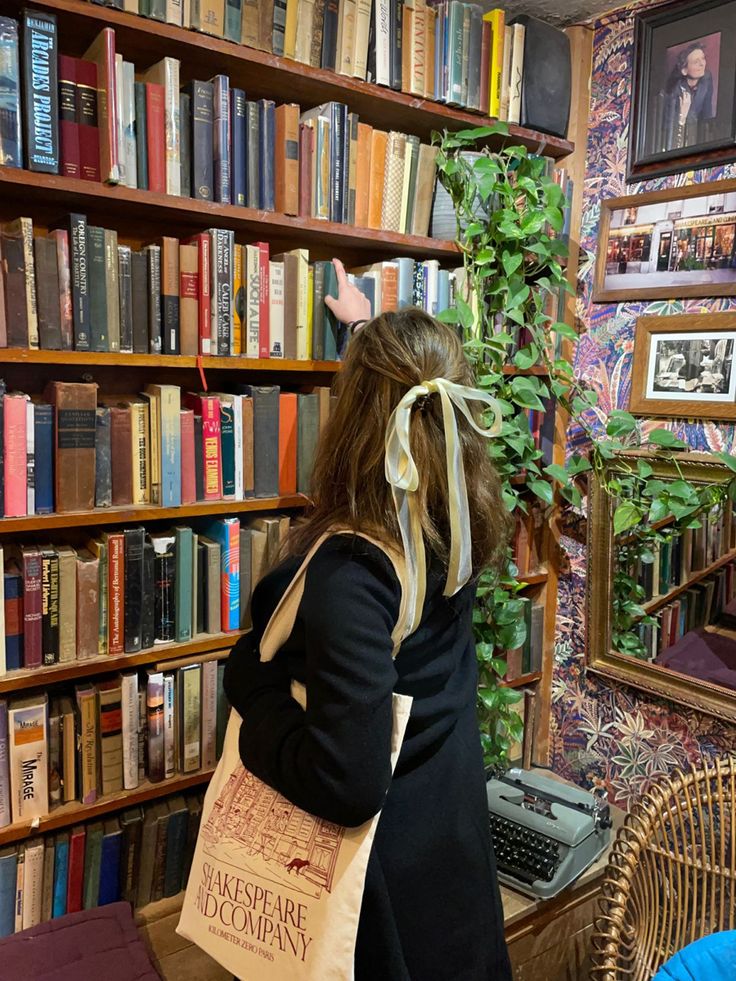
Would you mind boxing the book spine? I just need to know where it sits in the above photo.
[99,684,123,795]
[245,100,260,208]
[9,699,48,822]
[123,528,144,653]
[0,704,11,829]
[134,81,148,189]
[85,28,120,183]
[272,0,287,55]
[141,542,155,651]
[40,550,59,665]
[22,11,59,173]
[122,60,137,188]
[212,229,232,356]
[23,549,43,668]
[199,398,222,499]
[275,103,299,217]
[66,214,90,351]
[58,55,80,178]
[269,260,284,359]
[259,99,275,211]
[33,403,53,515]
[87,225,107,351]
[146,673,165,782]
[212,75,230,204]
[26,401,34,516]
[257,241,270,359]
[35,235,62,350]
[107,534,125,655]
[104,229,120,352]
[231,87,246,207]
[145,82,165,194]
[147,245,162,354]
[245,244,259,358]
[163,673,175,779]
[179,243,199,356]
[190,80,214,201]
[389,0,403,90]
[162,58,181,196]
[19,218,38,349]
[175,526,193,642]
[0,19,22,168]
[76,58,100,182]
[201,659,217,768]
[161,236,180,355]
[181,666,201,772]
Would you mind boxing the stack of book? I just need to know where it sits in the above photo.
[1,513,290,670]
[0,657,228,828]
[0,17,439,234]
[1,381,328,518]
[0,789,204,934]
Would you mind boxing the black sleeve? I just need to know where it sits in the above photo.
[223,539,402,828]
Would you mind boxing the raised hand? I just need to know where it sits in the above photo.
[324,258,372,325]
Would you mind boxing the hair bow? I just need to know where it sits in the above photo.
[384,378,503,636]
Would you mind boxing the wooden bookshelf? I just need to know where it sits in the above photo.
[643,548,736,617]
[0,632,245,695]
[518,570,549,588]
[0,495,308,534]
[0,768,215,846]
[0,348,340,373]
[501,672,542,690]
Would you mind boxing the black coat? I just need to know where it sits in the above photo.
[224,534,512,981]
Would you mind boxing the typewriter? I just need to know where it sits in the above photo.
[487,768,612,900]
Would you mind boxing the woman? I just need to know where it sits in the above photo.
[660,42,715,152]
[224,259,513,980]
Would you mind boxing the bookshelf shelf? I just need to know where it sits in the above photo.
[0,768,215,846]
[642,548,736,617]
[0,349,340,373]
[501,672,542,689]
[0,167,460,261]
[0,495,309,534]
[518,571,549,588]
[0,632,245,695]
[4,0,574,159]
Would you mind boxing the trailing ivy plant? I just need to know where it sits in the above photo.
[435,123,736,769]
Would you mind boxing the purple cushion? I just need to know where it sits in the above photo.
[0,902,161,981]
[656,629,736,691]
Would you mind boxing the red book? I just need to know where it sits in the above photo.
[77,59,101,182]
[480,21,492,118]
[106,532,125,655]
[59,55,81,179]
[183,233,211,355]
[146,82,166,194]
[66,825,87,913]
[82,29,118,183]
[298,123,313,219]
[278,393,297,495]
[180,408,196,504]
[10,544,42,668]
[183,394,222,500]
[256,241,270,360]
[3,393,27,517]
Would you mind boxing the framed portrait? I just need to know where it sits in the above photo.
[630,313,736,420]
[628,0,736,182]
[593,179,736,303]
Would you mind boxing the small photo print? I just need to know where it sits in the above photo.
[646,331,736,402]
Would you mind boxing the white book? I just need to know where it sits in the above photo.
[114,54,127,187]
[508,24,526,126]
[8,696,48,824]
[121,673,139,791]
[232,394,243,501]
[163,673,175,779]
[245,244,260,358]
[180,663,201,773]
[425,259,439,315]
[201,659,218,768]
[21,840,43,930]
[352,0,372,79]
[56,545,76,663]
[14,849,23,934]
[269,260,285,359]
[371,0,391,86]
[166,0,183,25]
[122,61,137,190]
[191,533,199,638]
[0,702,10,827]
[294,0,316,64]
[25,401,34,516]
[499,25,513,122]
[141,58,181,196]
[182,0,191,28]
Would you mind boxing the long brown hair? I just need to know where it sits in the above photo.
[289,308,511,577]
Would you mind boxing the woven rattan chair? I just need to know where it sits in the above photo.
[590,757,736,981]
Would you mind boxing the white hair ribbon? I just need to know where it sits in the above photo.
[384,377,503,636]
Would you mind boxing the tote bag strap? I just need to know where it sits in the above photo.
[259,529,412,664]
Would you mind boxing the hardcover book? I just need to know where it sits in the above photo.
[0,18,22,169]
[74,683,98,804]
[22,11,59,173]
[44,382,96,512]
[98,677,124,795]
[8,695,48,823]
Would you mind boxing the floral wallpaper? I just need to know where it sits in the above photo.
[549,0,736,808]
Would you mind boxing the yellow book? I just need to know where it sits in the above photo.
[483,9,505,118]
[233,243,244,356]
[284,0,299,59]
[287,248,310,359]
[307,265,314,361]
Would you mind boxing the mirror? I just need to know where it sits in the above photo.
[587,449,736,721]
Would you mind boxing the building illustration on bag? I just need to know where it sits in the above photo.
[201,765,345,900]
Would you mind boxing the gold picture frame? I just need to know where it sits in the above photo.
[587,449,736,722]
[630,312,736,420]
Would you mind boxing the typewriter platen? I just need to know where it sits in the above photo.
[487,768,612,900]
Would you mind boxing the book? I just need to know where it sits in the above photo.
[144,384,181,507]
[163,673,175,779]
[201,658,218,768]
[44,381,97,512]
[98,818,122,905]
[51,833,68,918]
[41,834,54,919]
[98,677,124,796]
[188,80,214,201]
[0,848,15,937]
[297,393,319,494]
[119,807,142,905]
[83,29,119,183]
[141,58,181,196]
[39,545,59,666]
[0,19,22,169]
[163,795,189,898]
[66,824,85,914]
[0,704,10,828]
[74,683,98,804]
[21,839,43,929]
[75,549,99,661]
[82,821,103,910]
[22,10,59,173]
[146,671,165,783]
[8,695,48,823]
[204,518,240,631]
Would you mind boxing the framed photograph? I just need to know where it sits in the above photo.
[628,0,736,182]
[630,313,736,419]
[593,179,736,302]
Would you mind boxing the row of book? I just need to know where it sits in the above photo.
[1,512,288,671]
[0,790,204,934]
[0,217,463,358]
[1,380,329,517]
[632,505,735,605]
[0,658,228,828]
[79,0,542,126]
[635,558,736,662]
[1,16,438,235]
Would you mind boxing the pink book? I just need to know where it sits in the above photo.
[4,393,27,517]
[180,408,196,505]
[256,241,270,360]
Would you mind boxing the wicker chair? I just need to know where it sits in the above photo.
[591,757,736,981]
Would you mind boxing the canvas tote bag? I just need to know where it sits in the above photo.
[177,529,413,980]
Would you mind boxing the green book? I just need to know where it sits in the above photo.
[174,526,193,643]
[218,398,235,498]
[82,822,104,910]
[323,260,339,361]
[297,393,319,495]
[148,0,166,21]
[224,0,243,41]
[87,226,108,352]
[312,261,326,361]
[134,82,148,191]
[448,3,465,107]
[404,135,421,233]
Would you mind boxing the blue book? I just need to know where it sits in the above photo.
[329,102,348,224]
[0,848,16,936]
[437,269,450,317]
[174,526,193,644]
[52,832,69,918]
[0,19,22,169]
[351,276,375,317]
[258,99,275,212]
[3,573,22,671]
[204,518,240,632]
[163,796,189,898]
[230,87,246,208]
[211,75,230,204]
[34,404,54,514]
[97,819,122,906]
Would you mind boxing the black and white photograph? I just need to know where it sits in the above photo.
[645,332,736,401]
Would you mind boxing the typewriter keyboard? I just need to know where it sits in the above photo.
[488,813,562,885]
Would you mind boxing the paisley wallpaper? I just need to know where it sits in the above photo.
[549,0,736,809]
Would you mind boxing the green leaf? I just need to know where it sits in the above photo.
[637,460,653,479]
[544,463,569,484]
[606,410,637,437]
[502,251,523,277]
[552,321,578,341]
[528,479,554,505]
[648,428,687,449]
[513,347,537,370]
[455,295,474,332]
[614,501,642,535]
